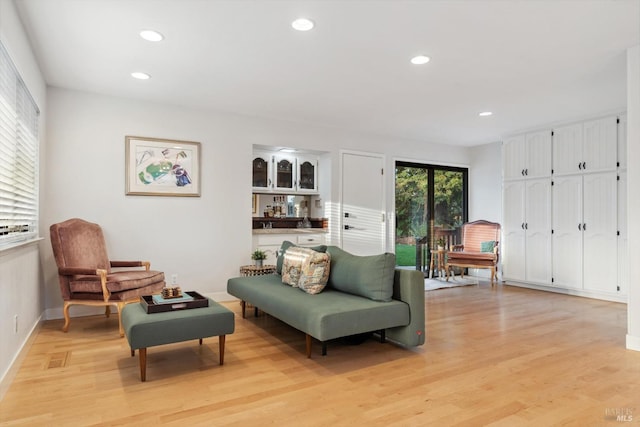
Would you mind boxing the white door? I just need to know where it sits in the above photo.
[552,175,583,289]
[583,172,618,293]
[502,181,526,281]
[618,114,627,169]
[618,170,627,295]
[341,152,385,255]
[525,179,552,284]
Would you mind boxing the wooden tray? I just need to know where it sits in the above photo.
[140,291,209,314]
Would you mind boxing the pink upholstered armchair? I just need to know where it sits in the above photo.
[445,220,501,284]
[50,218,165,336]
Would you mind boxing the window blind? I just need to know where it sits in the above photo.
[0,41,39,245]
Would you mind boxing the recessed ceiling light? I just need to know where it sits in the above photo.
[139,30,164,42]
[291,18,314,31]
[410,55,431,65]
[131,72,151,80]
[280,148,297,153]
[479,111,493,117]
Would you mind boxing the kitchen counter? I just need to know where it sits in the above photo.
[252,228,328,235]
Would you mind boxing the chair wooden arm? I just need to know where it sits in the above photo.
[451,244,464,251]
[110,260,150,270]
[96,268,110,302]
[58,266,103,276]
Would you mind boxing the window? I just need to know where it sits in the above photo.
[0,41,39,246]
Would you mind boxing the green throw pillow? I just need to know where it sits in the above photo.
[276,240,328,274]
[325,246,395,302]
[481,240,496,252]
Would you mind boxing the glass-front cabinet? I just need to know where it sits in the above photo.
[252,151,273,192]
[273,155,295,191]
[296,156,318,193]
[252,150,319,194]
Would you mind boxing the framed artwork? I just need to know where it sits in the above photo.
[252,194,258,213]
[125,136,201,197]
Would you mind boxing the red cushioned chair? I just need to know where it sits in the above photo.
[445,220,501,284]
[50,218,165,336]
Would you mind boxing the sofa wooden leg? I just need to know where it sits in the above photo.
[321,342,327,356]
[306,334,312,358]
[379,330,386,343]
[240,300,246,319]
[219,335,225,365]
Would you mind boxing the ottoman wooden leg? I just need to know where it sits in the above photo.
[219,335,226,365]
[139,348,147,382]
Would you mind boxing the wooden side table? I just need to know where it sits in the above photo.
[239,265,276,316]
[239,265,276,277]
[429,249,448,279]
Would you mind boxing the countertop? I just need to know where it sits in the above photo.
[252,228,328,235]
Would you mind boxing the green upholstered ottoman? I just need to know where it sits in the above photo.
[121,298,234,381]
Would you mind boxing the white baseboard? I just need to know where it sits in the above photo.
[0,314,42,402]
[504,280,627,304]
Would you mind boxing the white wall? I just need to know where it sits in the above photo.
[0,0,47,398]
[626,45,640,351]
[43,87,473,318]
[469,142,502,223]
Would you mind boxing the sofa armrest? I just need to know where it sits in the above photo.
[386,269,425,347]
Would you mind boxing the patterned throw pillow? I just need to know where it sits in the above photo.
[281,247,315,287]
[298,251,331,295]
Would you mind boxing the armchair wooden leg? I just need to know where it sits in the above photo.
[62,301,71,332]
[117,302,125,338]
[105,305,111,318]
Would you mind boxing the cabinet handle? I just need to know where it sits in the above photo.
[525,223,528,230]
[268,178,272,187]
[525,169,528,176]
[521,169,525,176]
[582,162,586,170]
[583,223,586,231]
[578,224,582,231]
[578,162,582,170]
[521,223,525,229]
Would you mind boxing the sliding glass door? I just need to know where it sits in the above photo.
[395,161,468,275]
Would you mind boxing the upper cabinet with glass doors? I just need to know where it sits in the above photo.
[252,151,319,194]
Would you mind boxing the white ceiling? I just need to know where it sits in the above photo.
[14,0,640,146]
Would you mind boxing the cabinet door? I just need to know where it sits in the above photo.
[502,181,526,281]
[525,179,552,283]
[273,155,296,191]
[525,130,552,178]
[582,172,617,293]
[252,152,272,191]
[618,114,627,170]
[583,116,617,173]
[296,156,318,193]
[552,123,583,175]
[552,175,583,289]
[503,135,526,180]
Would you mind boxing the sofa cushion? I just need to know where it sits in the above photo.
[282,247,315,286]
[276,240,328,274]
[298,251,331,294]
[326,246,395,302]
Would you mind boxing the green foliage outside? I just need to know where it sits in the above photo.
[395,244,416,266]
[395,166,464,240]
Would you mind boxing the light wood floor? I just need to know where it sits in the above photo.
[1,283,639,426]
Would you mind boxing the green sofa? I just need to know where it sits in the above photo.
[227,244,425,357]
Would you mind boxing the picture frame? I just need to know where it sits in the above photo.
[252,194,258,214]
[125,136,201,197]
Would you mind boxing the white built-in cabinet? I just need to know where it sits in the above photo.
[252,151,319,194]
[502,129,552,284]
[503,114,626,301]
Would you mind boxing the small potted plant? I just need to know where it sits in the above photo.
[436,237,446,251]
[251,249,268,267]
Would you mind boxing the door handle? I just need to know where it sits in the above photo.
[344,212,350,218]
[344,225,351,230]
